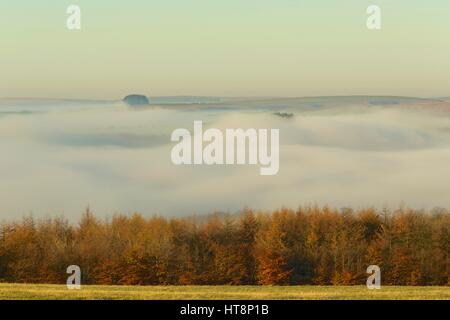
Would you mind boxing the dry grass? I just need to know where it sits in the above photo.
[0,284,448,300]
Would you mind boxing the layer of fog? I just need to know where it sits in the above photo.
[1,101,450,220]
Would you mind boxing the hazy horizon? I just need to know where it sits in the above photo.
[1,94,448,102]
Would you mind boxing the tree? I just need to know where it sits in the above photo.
[256,212,292,285]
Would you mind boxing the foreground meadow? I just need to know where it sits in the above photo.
[0,284,448,300]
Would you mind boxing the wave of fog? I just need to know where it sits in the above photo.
[1,101,450,220]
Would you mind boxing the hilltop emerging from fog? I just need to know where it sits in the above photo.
[0,95,446,112]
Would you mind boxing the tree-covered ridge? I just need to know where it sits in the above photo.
[0,206,448,286]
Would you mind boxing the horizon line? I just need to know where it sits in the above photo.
[0,94,447,102]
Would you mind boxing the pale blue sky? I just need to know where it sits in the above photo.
[0,1,449,98]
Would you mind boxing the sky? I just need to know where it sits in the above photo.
[0,0,450,99]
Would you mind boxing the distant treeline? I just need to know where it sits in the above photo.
[0,206,449,286]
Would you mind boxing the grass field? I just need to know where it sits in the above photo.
[0,284,448,300]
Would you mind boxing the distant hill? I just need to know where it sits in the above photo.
[0,98,115,112]
[0,95,443,112]
[149,96,224,105]
[123,94,150,106]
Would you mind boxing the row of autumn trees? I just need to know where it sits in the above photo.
[0,206,449,286]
